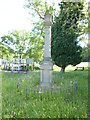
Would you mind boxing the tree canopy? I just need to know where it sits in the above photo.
[24,0,55,19]
[0,42,14,59]
[51,2,86,73]
[1,30,30,58]
[1,29,44,62]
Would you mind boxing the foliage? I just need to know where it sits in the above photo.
[2,68,88,118]
[51,2,86,73]
[24,0,55,19]
[24,20,45,62]
[1,30,30,58]
[24,0,88,66]
[24,0,56,62]
[82,47,89,62]
[24,0,87,35]
[1,29,44,62]
[0,42,14,59]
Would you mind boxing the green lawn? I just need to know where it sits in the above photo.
[1,66,88,118]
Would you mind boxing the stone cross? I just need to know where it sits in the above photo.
[40,13,53,87]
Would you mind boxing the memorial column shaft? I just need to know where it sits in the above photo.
[44,26,51,58]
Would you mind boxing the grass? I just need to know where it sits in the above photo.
[1,64,88,118]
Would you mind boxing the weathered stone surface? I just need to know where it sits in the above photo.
[40,59,53,86]
[40,13,53,87]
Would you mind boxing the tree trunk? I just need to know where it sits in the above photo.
[60,67,65,74]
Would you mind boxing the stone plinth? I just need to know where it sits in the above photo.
[40,59,53,86]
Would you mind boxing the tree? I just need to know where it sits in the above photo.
[1,30,30,59]
[24,0,87,66]
[1,28,44,62]
[0,42,14,59]
[19,20,45,62]
[24,0,56,62]
[24,21,45,62]
[24,0,55,20]
[30,20,45,62]
[51,2,86,73]
[82,46,89,62]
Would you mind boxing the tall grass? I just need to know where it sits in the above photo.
[1,68,88,118]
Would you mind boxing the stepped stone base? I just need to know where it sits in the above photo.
[40,58,53,87]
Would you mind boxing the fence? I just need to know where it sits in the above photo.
[2,77,82,118]
[1,58,34,73]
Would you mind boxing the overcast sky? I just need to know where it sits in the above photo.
[0,0,61,37]
[0,0,33,37]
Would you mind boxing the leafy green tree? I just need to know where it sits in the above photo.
[24,20,45,62]
[82,46,89,62]
[1,28,44,62]
[24,0,55,19]
[1,30,30,59]
[0,42,14,60]
[51,2,86,73]
[24,0,87,35]
[24,0,56,62]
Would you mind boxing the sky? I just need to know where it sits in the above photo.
[0,0,60,37]
[0,0,89,47]
[0,0,33,37]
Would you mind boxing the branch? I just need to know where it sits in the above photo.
[33,7,44,19]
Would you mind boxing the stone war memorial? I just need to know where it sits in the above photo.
[40,13,53,87]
